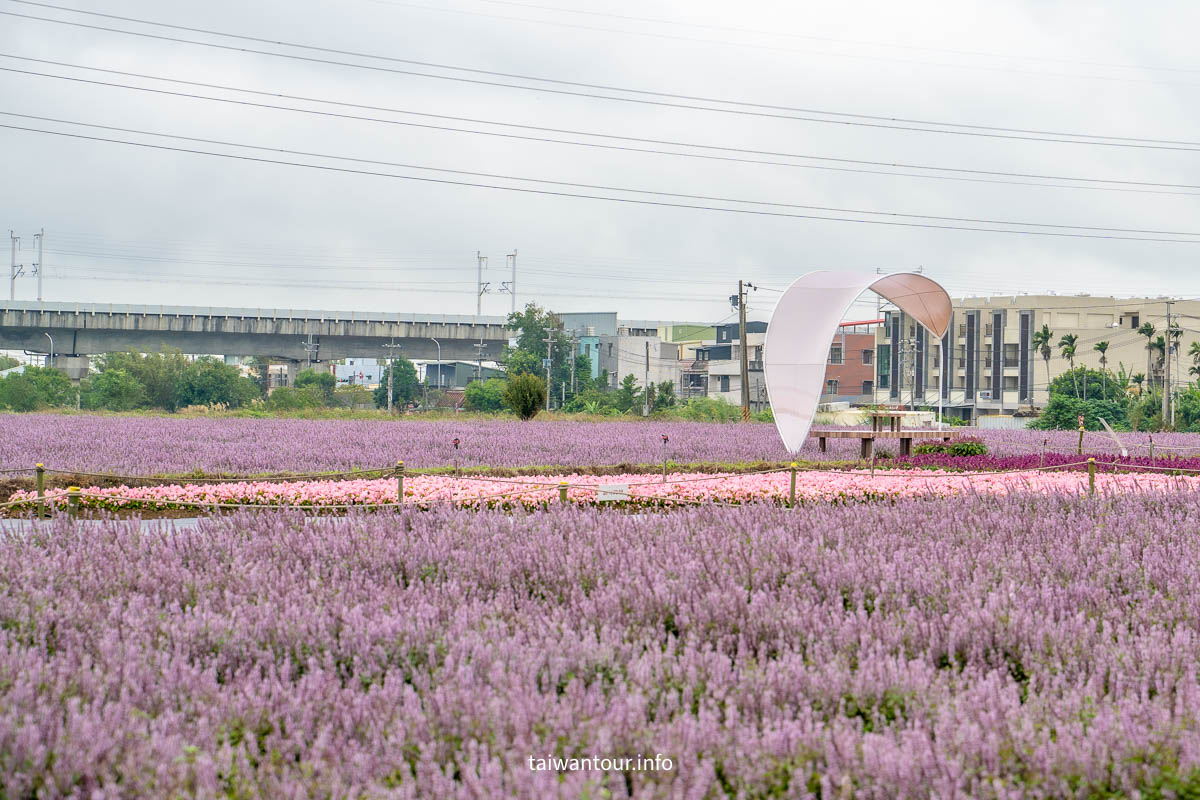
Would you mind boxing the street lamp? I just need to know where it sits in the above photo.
[430,338,442,389]
[43,331,53,368]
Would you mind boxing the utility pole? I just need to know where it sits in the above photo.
[473,340,487,382]
[9,232,21,301]
[500,250,517,314]
[1164,300,1173,425]
[382,340,403,414]
[476,251,489,316]
[543,333,554,411]
[568,333,577,395]
[33,229,43,302]
[643,339,651,416]
[300,334,319,371]
[737,280,755,421]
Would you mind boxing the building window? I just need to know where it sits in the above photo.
[720,375,730,392]
[984,323,993,337]
[1003,376,1019,390]
[1003,343,1019,368]
[1130,314,1140,329]
[861,349,873,365]
[861,380,873,395]
[828,345,843,365]
[825,379,839,395]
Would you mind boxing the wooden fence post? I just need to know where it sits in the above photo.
[396,460,405,505]
[559,481,568,504]
[789,462,797,507]
[35,463,45,518]
[67,487,80,519]
[1087,458,1096,496]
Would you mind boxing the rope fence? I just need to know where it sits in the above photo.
[5,455,1197,520]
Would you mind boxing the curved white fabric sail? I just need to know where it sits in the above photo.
[763,271,952,453]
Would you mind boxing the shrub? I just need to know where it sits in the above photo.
[671,396,743,422]
[81,368,147,411]
[267,385,327,410]
[1028,395,1128,431]
[463,378,507,412]
[502,373,545,420]
[0,373,40,411]
[914,437,989,457]
[294,369,336,405]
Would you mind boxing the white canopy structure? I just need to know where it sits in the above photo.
[763,271,952,452]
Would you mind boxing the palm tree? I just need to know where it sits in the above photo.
[1058,333,1079,397]
[1094,341,1109,400]
[1137,322,1157,390]
[1131,373,1145,396]
[1151,336,1167,393]
[1032,324,1053,401]
[1190,340,1200,368]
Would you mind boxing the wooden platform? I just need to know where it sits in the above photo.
[811,429,955,458]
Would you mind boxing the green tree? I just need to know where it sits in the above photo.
[267,385,326,410]
[613,374,641,413]
[1131,372,1146,395]
[0,355,19,371]
[502,372,545,420]
[653,380,676,412]
[22,366,76,407]
[174,358,260,408]
[295,369,336,405]
[1046,367,1123,403]
[0,373,39,411]
[1137,322,1157,390]
[374,357,419,409]
[1028,395,1128,431]
[463,377,506,412]
[1031,324,1054,398]
[1152,335,1167,389]
[1190,341,1200,379]
[503,303,575,400]
[1093,341,1110,400]
[1057,333,1079,397]
[98,350,194,411]
[81,368,148,411]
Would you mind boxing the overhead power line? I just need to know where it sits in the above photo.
[373,0,1200,82]
[4,3,1200,149]
[458,0,1200,76]
[4,56,1199,196]
[7,117,1200,242]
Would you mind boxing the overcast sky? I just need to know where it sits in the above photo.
[3,0,1199,325]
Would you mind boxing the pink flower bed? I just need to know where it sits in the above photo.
[13,467,1200,511]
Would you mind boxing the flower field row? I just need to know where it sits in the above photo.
[6,496,1200,797]
[5,414,1200,476]
[12,466,1200,511]
[896,450,1200,474]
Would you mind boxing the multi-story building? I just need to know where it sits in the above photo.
[696,322,768,409]
[822,320,882,404]
[596,334,682,391]
[871,295,1200,422]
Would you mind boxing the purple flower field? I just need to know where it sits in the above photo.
[3,414,1200,475]
[6,495,1200,797]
